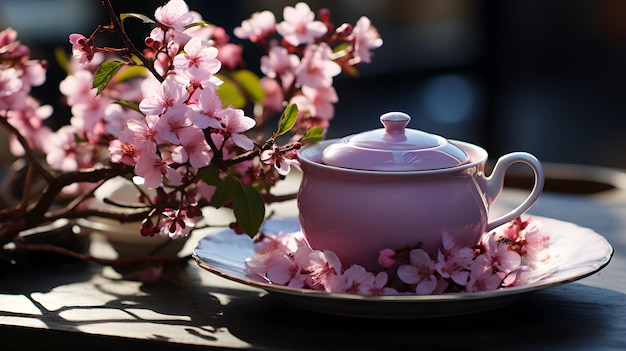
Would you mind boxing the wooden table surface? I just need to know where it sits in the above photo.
[0,165,625,351]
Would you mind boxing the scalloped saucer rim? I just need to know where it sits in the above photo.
[193,216,613,318]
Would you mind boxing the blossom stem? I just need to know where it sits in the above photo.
[100,0,164,82]
[225,148,260,165]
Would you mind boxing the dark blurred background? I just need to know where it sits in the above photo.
[3,0,626,168]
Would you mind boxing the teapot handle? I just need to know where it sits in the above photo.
[485,152,544,232]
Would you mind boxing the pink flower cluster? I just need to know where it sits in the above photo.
[0,0,382,240]
[244,217,550,295]
[0,28,50,156]
[235,2,383,139]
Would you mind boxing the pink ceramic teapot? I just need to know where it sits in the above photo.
[297,112,544,271]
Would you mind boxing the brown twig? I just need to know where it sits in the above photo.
[101,0,164,82]
[0,164,134,246]
[0,116,53,182]
[263,192,297,203]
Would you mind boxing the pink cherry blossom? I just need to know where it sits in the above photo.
[254,230,307,256]
[0,28,20,51]
[216,43,243,70]
[0,68,22,97]
[139,75,188,118]
[301,249,342,291]
[501,216,530,241]
[300,84,337,119]
[153,106,192,144]
[134,151,182,188]
[189,87,223,129]
[259,77,284,113]
[127,114,160,151]
[158,208,196,239]
[109,128,141,166]
[234,10,276,43]
[371,272,397,296]
[59,69,96,106]
[351,16,383,64]
[43,125,81,172]
[336,265,378,295]
[4,96,53,156]
[295,43,341,88]
[465,255,504,292]
[174,66,223,94]
[334,265,394,296]
[171,126,213,168]
[69,91,114,133]
[260,146,300,176]
[244,253,272,278]
[276,2,327,46]
[103,103,143,137]
[68,33,94,66]
[173,37,221,79]
[266,253,305,288]
[521,221,550,261]
[214,107,256,150]
[397,249,438,295]
[483,234,522,274]
[260,46,299,91]
[435,231,475,285]
[21,59,46,87]
[154,0,195,32]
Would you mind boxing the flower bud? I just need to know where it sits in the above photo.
[140,219,154,237]
[377,248,397,269]
[318,8,332,23]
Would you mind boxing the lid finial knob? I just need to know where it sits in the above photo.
[380,112,411,134]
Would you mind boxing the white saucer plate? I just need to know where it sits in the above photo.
[193,216,613,318]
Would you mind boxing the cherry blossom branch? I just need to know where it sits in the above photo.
[0,164,134,246]
[0,116,53,182]
[28,165,133,219]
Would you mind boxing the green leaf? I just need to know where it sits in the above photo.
[231,69,264,103]
[210,177,235,209]
[114,65,148,83]
[114,99,140,113]
[332,42,351,53]
[301,125,325,142]
[232,179,265,237]
[197,164,222,186]
[185,21,212,29]
[54,47,70,75]
[93,61,124,95]
[197,165,233,208]
[275,104,299,137]
[120,13,155,24]
[216,75,247,108]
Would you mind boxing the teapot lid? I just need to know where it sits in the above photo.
[321,112,469,171]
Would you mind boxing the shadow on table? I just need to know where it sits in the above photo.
[0,259,623,351]
[212,282,625,351]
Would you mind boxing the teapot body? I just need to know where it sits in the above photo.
[297,139,491,270]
